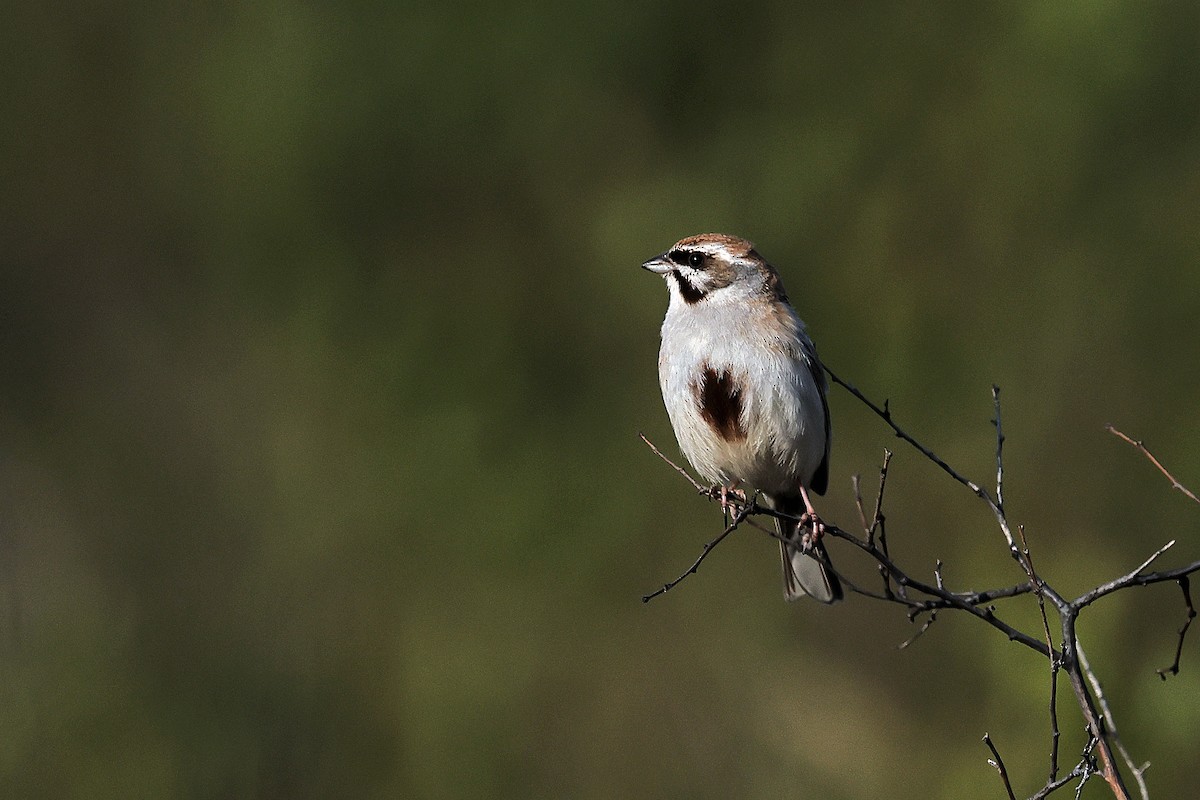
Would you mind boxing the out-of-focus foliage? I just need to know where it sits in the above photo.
[2,3,1198,798]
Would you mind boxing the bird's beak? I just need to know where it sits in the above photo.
[641,252,673,275]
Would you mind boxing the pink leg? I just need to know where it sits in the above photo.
[798,485,825,547]
[717,483,745,524]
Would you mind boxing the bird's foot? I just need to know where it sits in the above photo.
[798,486,825,551]
[709,485,747,525]
[799,512,826,552]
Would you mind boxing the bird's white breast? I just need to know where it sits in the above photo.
[658,294,827,495]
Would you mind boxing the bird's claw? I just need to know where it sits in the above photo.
[799,512,826,552]
[710,485,747,525]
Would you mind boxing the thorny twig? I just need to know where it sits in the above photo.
[641,376,1200,799]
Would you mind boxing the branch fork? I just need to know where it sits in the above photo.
[641,378,1200,799]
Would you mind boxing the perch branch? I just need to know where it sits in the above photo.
[641,378,1200,799]
[641,497,756,603]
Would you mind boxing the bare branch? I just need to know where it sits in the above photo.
[1026,735,1101,800]
[1078,643,1150,800]
[1074,540,1180,609]
[852,473,867,526]
[825,368,1021,561]
[993,385,1006,512]
[1106,425,1200,506]
[825,522,1052,657]
[898,610,937,649]
[857,450,897,597]
[642,499,757,603]
[867,449,893,550]
[823,366,984,496]
[1018,525,1062,786]
[1157,576,1196,680]
[642,375,1200,799]
[984,732,1018,800]
[640,432,709,494]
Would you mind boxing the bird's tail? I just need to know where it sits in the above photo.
[770,495,842,604]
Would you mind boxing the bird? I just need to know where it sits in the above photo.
[642,233,842,603]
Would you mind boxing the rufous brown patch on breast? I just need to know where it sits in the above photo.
[695,365,747,442]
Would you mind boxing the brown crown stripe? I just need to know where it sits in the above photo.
[695,365,747,442]
[675,233,755,256]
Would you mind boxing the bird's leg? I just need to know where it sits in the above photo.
[716,483,746,526]
[798,486,825,551]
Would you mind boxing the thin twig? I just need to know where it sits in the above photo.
[1028,735,1101,800]
[853,473,868,529]
[993,385,1006,512]
[1077,642,1149,800]
[653,473,1051,654]
[855,470,893,600]
[1073,737,1099,800]
[642,501,757,603]
[1018,525,1061,786]
[824,366,983,496]
[825,367,1021,558]
[984,733,1018,800]
[1106,425,1200,506]
[898,610,937,649]
[1029,753,1094,800]
[860,450,896,597]
[1157,576,1196,680]
[639,432,709,494]
[869,449,893,549]
[1074,540,1177,609]
[822,521,1052,656]
[816,379,1151,797]
[643,375,1200,800]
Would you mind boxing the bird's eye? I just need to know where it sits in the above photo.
[668,248,707,269]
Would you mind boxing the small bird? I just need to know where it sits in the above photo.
[643,233,841,603]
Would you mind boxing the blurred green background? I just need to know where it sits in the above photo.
[3,3,1199,798]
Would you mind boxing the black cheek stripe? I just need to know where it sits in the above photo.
[672,271,707,304]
